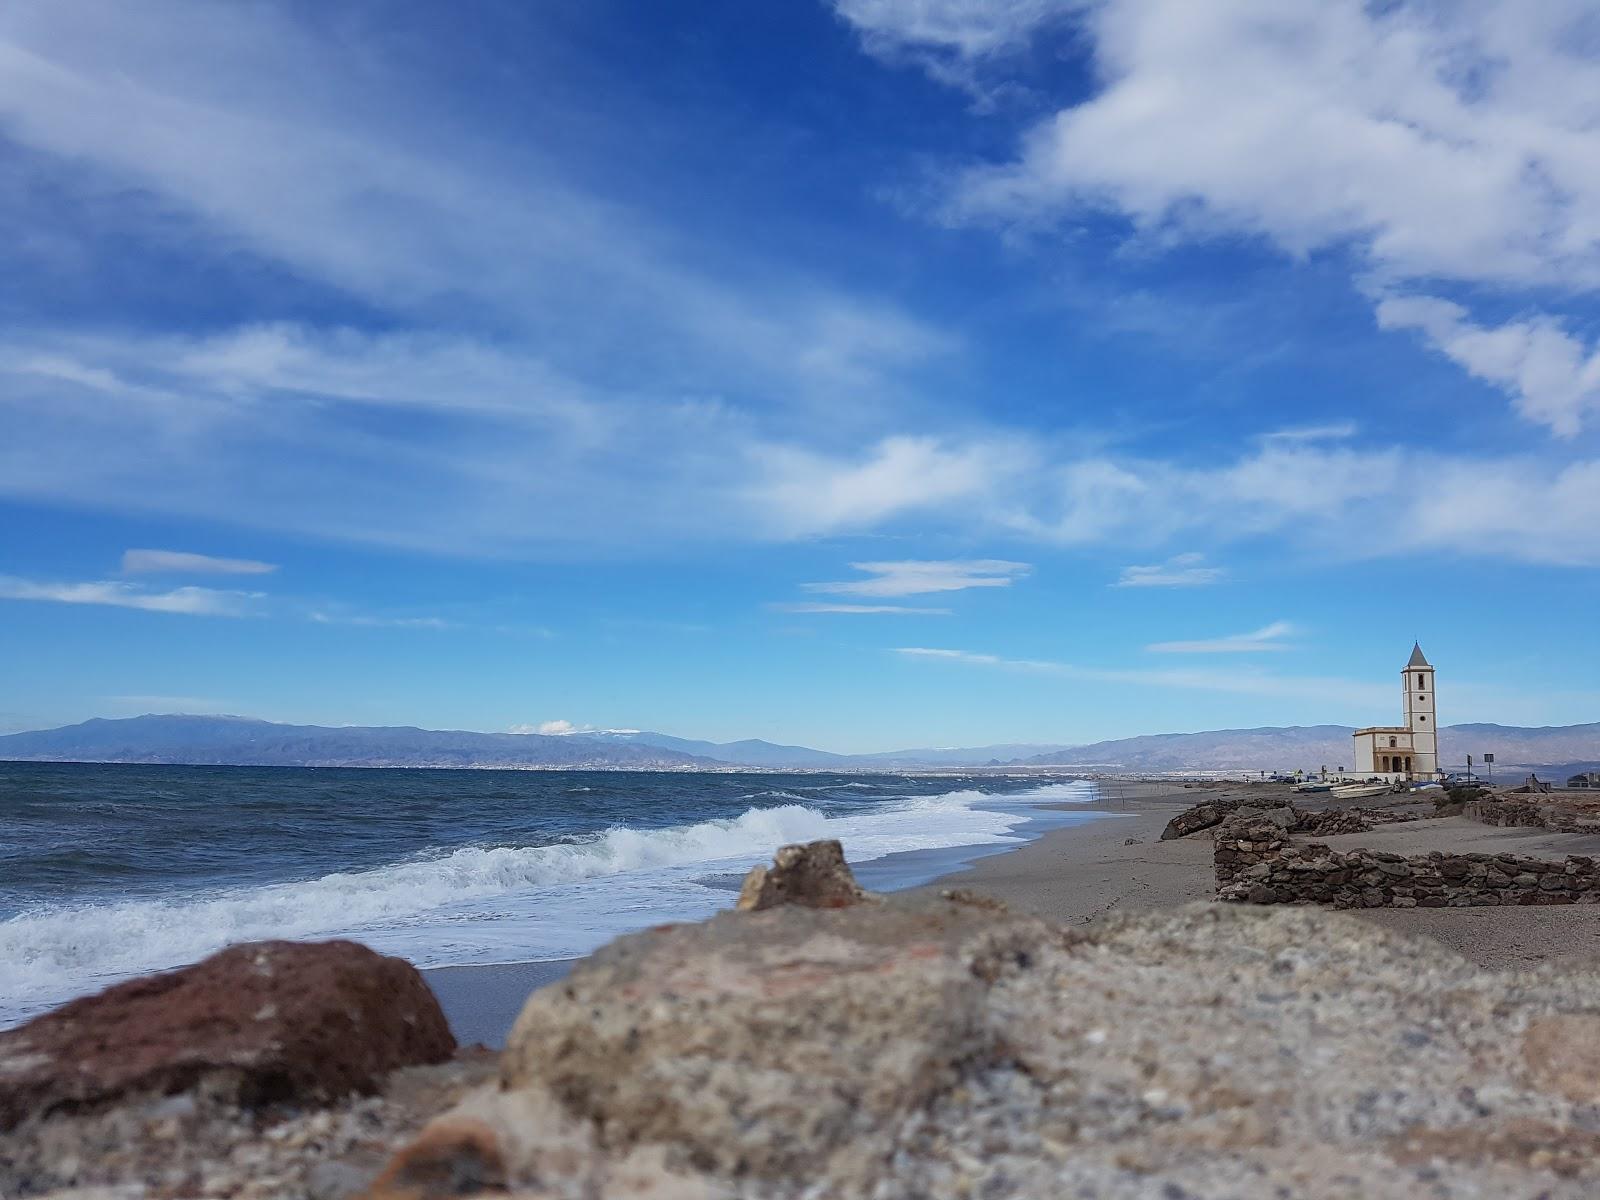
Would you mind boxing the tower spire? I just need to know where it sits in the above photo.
[1406,641,1430,669]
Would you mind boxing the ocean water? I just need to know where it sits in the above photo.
[0,762,1103,1028]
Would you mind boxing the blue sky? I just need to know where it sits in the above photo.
[3,0,1599,751]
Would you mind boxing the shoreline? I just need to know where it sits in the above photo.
[424,780,1202,1047]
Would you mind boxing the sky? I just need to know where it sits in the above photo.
[3,0,1600,752]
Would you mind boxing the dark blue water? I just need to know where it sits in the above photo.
[0,762,1101,1026]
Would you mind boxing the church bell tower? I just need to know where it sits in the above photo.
[1403,642,1438,776]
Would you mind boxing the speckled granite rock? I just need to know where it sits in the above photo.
[384,897,1600,1198]
[0,940,455,1132]
[2,1052,496,1199]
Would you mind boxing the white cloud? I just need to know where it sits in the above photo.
[893,645,1389,706]
[770,602,954,615]
[122,548,277,575]
[509,720,590,736]
[751,436,1006,537]
[1146,620,1294,654]
[0,575,260,616]
[1114,553,1224,588]
[835,0,1083,59]
[307,612,453,630]
[1376,295,1600,438]
[1259,423,1358,445]
[804,558,1030,597]
[837,0,1600,435]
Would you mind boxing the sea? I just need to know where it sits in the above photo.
[0,762,1105,1029]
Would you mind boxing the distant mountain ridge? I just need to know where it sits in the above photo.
[0,715,718,770]
[1,714,1595,772]
[1015,722,1600,774]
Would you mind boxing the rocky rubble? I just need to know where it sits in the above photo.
[1215,813,1600,908]
[16,842,1600,1198]
[1,1055,496,1199]
[1158,794,1290,839]
[363,843,1600,1198]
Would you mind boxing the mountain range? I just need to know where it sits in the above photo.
[1,714,1597,774]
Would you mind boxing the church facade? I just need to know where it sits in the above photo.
[1351,644,1439,779]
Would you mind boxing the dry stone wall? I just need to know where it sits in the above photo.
[1214,814,1600,909]
[1163,797,1417,842]
[1465,798,1597,835]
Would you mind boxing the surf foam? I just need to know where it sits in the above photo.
[0,779,1095,1026]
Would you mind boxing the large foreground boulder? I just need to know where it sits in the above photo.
[377,897,1600,1198]
[0,940,455,1131]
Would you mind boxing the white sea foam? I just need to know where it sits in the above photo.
[0,780,1095,1027]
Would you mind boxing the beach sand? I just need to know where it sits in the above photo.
[422,779,1600,1046]
[907,780,1216,922]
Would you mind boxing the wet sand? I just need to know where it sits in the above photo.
[423,959,574,1048]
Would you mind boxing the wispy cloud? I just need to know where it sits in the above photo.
[1260,423,1358,445]
[769,602,953,615]
[308,611,453,630]
[0,575,261,616]
[122,548,278,576]
[752,438,1007,539]
[892,646,1389,707]
[1146,621,1295,655]
[804,558,1031,597]
[1113,553,1224,589]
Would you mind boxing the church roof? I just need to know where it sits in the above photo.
[1406,642,1431,668]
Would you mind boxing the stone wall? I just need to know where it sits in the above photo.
[1163,797,1416,842]
[1214,814,1600,909]
[1464,799,1596,835]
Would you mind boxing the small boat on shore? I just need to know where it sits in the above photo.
[1330,783,1392,800]
[1293,781,1334,793]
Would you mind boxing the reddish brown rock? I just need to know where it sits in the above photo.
[736,838,874,911]
[0,940,455,1131]
[365,1116,508,1200]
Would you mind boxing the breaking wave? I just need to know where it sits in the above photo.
[0,779,1094,1026]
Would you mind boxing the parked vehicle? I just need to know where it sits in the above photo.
[1331,783,1392,800]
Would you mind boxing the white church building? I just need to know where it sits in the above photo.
[1351,643,1439,780]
